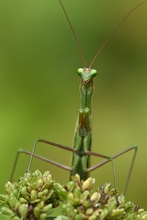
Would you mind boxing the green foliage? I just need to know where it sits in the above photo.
[0,170,147,220]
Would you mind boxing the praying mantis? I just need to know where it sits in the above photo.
[9,0,147,197]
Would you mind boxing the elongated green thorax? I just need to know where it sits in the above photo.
[70,68,97,180]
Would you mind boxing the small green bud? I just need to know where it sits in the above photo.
[103,182,111,194]
[34,206,40,217]
[65,181,75,191]
[54,183,67,201]
[19,197,28,204]
[83,199,91,208]
[31,181,38,190]
[5,181,13,195]
[67,192,74,202]
[82,177,95,191]
[33,169,42,177]
[20,186,29,199]
[40,213,47,219]
[74,174,80,182]
[13,188,19,197]
[38,191,44,199]
[43,188,49,196]
[13,216,21,220]
[9,195,18,209]
[137,209,147,219]
[56,215,69,220]
[117,194,125,205]
[109,188,117,196]
[38,200,44,209]
[107,197,117,211]
[86,208,93,216]
[43,203,53,213]
[142,213,147,219]
[90,192,100,203]
[82,190,90,200]
[37,178,44,188]
[138,208,144,213]
[63,203,76,218]
[73,187,81,197]
[88,215,97,220]
[1,207,14,217]
[100,207,109,219]
[43,171,52,182]
[15,201,22,210]
[75,213,85,220]
[0,194,8,202]
[110,208,124,217]
[31,189,37,200]
[124,212,135,219]
[19,204,28,218]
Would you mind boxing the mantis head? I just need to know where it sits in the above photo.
[77,68,97,84]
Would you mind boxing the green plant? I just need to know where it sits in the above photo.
[0,170,147,220]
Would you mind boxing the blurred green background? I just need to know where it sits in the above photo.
[0,0,147,218]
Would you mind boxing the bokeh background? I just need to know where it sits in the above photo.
[0,0,147,218]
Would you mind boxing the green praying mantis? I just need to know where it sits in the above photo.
[10,0,147,196]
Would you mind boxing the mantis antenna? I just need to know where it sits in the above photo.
[59,0,147,69]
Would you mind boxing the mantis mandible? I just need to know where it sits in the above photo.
[10,0,147,196]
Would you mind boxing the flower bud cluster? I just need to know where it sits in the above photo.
[0,171,147,220]
[0,170,61,220]
[57,174,147,220]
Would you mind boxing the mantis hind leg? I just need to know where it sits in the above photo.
[10,138,74,181]
[86,145,137,195]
